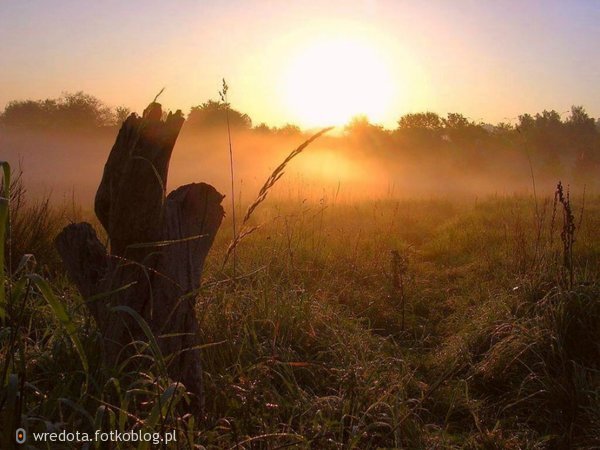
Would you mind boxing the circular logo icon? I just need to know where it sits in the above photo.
[16,428,27,444]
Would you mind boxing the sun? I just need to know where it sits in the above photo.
[282,37,395,127]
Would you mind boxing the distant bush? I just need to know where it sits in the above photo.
[186,99,252,131]
[0,92,124,130]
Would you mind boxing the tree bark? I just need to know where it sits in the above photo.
[55,103,223,412]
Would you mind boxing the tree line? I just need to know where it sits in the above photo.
[2,91,599,180]
[345,108,600,181]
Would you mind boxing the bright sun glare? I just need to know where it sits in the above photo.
[283,37,395,127]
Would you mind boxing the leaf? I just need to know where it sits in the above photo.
[110,305,167,376]
[29,274,89,374]
[137,382,183,450]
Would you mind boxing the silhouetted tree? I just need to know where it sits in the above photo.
[0,99,58,128]
[395,112,444,157]
[443,114,489,157]
[344,115,391,156]
[275,123,302,136]
[345,115,383,135]
[567,106,600,180]
[55,92,113,128]
[114,106,132,125]
[0,91,114,129]
[254,122,272,133]
[397,112,443,131]
[494,122,515,132]
[518,109,566,173]
[443,112,472,130]
[186,100,251,130]
[253,122,301,136]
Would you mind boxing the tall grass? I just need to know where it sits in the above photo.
[0,160,10,318]
[1,160,599,448]
[222,126,333,269]
[220,79,238,276]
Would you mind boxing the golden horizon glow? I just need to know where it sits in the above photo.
[281,37,397,127]
[295,149,362,182]
[1,3,597,128]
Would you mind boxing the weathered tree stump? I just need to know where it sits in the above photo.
[55,103,224,412]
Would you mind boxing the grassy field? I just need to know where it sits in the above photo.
[1,178,599,448]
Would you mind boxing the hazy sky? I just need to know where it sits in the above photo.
[1,0,599,127]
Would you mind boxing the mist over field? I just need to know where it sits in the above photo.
[2,93,598,207]
[3,93,600,450]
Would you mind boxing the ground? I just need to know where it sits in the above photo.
[1,194,599,449]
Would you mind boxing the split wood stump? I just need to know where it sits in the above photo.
[55,103,224,412]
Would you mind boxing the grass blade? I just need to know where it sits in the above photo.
[110,305,168,376]
[0,161,11,319]
[28,273,89,373]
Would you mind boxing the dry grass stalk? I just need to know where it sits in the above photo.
[219,79,238,275]
[222,126,333,269]
[390,249,408,331]
[553,181,576,288]
[242,127,333,224]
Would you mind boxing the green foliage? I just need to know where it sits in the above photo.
[202,194,600,448]
[8,168,67,272]
[29,273,88,374]
[0,161,10,321]
[0,163,188,449]
[0,160,10,317]
[1,160,600,447]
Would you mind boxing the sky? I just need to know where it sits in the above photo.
[1,0,599,128]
